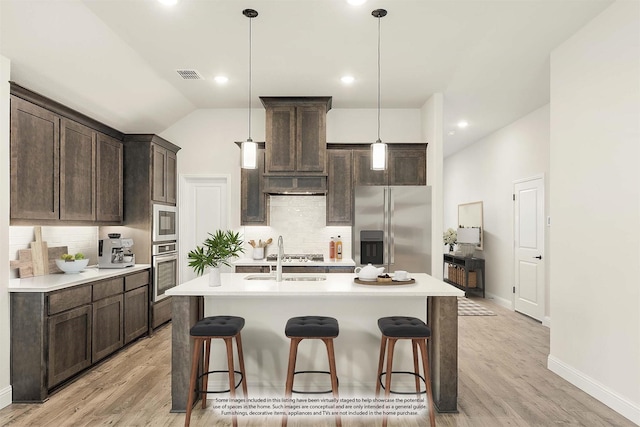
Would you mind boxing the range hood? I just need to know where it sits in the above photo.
[262,175,327,195]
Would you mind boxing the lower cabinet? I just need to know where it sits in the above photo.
[92,294,124,362]
[235,265,355,274]
[48,305,92,388]
[10,268,150,402]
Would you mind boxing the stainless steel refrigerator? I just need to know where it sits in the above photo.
[353,186,432,274]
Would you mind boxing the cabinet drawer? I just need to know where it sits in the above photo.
[48,286,92,315]
[125,270,150,292]
[235,266,270,273]
[93,278,124,301]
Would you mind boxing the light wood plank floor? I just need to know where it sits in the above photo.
[0,298,635,426]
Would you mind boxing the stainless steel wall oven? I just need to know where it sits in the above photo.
[152,242,178,302]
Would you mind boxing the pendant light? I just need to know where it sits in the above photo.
[241,8,258,169]
[371,8,387,171]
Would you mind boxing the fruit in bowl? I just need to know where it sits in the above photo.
[56,253,89,274]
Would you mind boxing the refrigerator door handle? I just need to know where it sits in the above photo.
[383,187,389,266]
[389,187,395,266]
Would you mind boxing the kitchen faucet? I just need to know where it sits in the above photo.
[276,235,284,282]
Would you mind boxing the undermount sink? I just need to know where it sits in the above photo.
[244,274,326,282]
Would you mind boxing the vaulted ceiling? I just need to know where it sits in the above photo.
[1,0,612,156]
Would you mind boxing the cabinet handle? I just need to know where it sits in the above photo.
[534,255,542,260]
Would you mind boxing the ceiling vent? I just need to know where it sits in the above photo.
[176,69,204,80]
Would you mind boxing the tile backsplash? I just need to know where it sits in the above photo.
[242,196,351,259]
[9,226,98,279]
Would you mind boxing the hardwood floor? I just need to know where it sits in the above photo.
[0,299,635,426]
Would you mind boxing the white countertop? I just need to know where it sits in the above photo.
[166,272,464,298]
[8,264,152,293]
[233,257,356,267]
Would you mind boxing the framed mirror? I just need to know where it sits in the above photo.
[458,201,483,250]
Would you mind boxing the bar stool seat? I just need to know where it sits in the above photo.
[185,315,248,427]
[376,316,435,427]
[283,316,341,427]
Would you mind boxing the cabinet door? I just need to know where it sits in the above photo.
[92,294,124,362]
[124,286,149,344]
[326,150,353,225]
[241,149,268,225]
[235,266,270,273]
[389,148,426,185]
[166,150,177,205]
[96,133,123,222]
[296,106,326,173]
[10,96,60,221]
[60,119,96,221]
[352,149,387,186]
[48,305,92,387]
[265,106,296,172]
[152,145,167,202]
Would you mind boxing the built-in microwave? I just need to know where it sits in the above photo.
[153,204,177,242]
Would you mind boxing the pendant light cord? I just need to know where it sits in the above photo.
[377,14,381,143]
[248,15,253,141]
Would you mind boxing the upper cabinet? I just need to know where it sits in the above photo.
[10,87,124,225]
[261,97,332,175]
[241,149,268,225]
[152,144,177,204]
[352,145,426,186]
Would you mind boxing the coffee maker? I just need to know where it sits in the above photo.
[98,234,135,268]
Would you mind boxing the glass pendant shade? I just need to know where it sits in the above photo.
[241,139,257,169]
[371,140,387,170]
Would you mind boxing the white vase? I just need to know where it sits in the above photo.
[209,267,221,287]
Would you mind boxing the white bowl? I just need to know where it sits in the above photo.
[55,258,89,274]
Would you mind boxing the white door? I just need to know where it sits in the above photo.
[179,175,229,284]
[513,176,544,321]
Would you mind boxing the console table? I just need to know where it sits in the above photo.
[443,253,485,298]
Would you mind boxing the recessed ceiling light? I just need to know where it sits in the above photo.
[457,120,469,128]
[214,75,229,84]
[341,75,355,85]
[158,0,178,5]
[347,0,367,5]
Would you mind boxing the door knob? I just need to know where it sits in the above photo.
[534,255,542,260]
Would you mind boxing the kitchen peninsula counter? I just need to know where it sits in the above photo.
[167,272,463,414]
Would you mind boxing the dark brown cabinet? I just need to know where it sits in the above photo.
[10,268,150,402]
[353,148,387,186]
[9,87,124,224]
[10,96,60,221]
[326,150,353,225]
[96,133,124,222]
[47,304,92,388]
[261,97,331,175]
[352,146,426,187]
[152,145,177,204]
[241,149,268,225]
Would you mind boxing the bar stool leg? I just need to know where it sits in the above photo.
[201,338,212,409]
[418,339,436,427]
[375,335,388,397]
[323,338,341,427]
[282,337,301,427]
[224,337,238,427]
[236,332,249,398]
[412,339,421,397]
[185,337,203,427]
[382,338,397,427]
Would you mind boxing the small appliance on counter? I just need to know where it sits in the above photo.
[98,233,135,268]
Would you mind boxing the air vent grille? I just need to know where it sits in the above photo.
[176,69,204,80]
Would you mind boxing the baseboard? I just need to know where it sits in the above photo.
[0,385,12,410]
[542,316,551,328]
[548,355,640,425]
[484,292,512,310]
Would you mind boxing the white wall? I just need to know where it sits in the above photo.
[444,105,550,309]
[1,54,12,408]
[548,1,640,423]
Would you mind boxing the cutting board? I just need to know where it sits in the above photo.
[10,246,69,278]
[30,226,49,276]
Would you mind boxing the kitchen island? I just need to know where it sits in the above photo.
[166,272,464,413]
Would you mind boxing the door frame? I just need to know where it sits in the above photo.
[178,174,231,285]
[513,174,546,323]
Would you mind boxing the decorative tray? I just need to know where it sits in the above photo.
[354,278,416,286]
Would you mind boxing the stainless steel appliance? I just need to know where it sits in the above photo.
[353,186,432,273]
[98,236,135,268]
[152,242,178,301]
[153,204,177,242]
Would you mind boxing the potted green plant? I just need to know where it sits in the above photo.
[187,230,244,286]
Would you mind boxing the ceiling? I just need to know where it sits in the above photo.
[0,0,612,156]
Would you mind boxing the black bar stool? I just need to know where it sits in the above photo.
[283,315,341,427]
[185,315,248,427]
[376,316,435,427]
